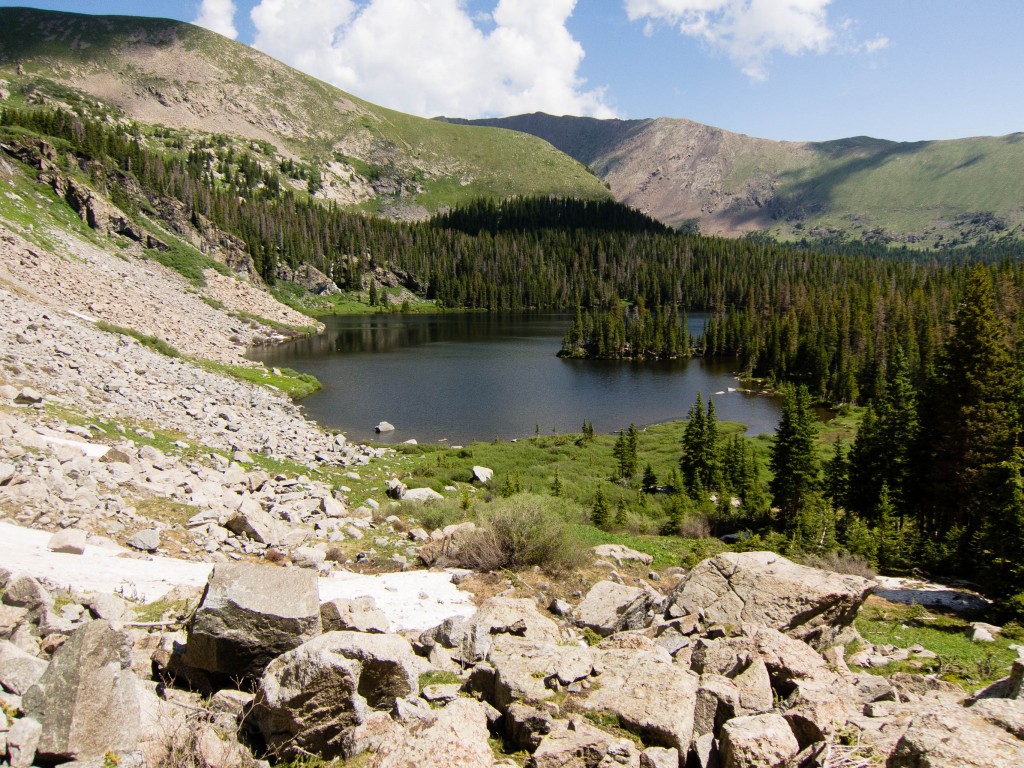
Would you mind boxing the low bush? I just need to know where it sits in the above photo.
[801,550,878,579]
[458,494,585,574]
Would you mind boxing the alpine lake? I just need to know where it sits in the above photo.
[250,313,783,445]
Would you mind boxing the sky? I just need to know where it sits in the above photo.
[3,1,1022,143]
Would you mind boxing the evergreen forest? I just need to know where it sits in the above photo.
[5,104,1024,615]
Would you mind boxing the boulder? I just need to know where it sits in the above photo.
[46,528,88,555]
[13,387,43,405]
[290,546,327,570]
[530,716,642,768]
[386,478,408,499]
[224,505,285,546]
[127,528,161,552]
[321,597,390,634]
[503,702,554,752]
[376,422,396,433]
[667,552,874,648]
[719,713,800,768]
[1,574,51,612]
[181,563,321,682]
[472,466,493,485]
[253,631,419,759]
[7,716,42,768]
[404,487,444,502]
[592,544,654,566]
[487,636,593,710]
[23,620,140,761]
[420,597,560,664]
[889,709,1024,767]
[366,698,495,767]
[574,580,654,637]
[640,747,679,768]
[694,673,739,739]
[579,641,698,754]
[0,640,48,695]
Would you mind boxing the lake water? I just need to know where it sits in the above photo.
[250,313,783,444]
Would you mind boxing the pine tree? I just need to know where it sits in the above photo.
[591,488,610,529]
[550,470,563,497]
[823,437,849,507]
[680,393,719,496]
[914,267,1021,551]
[642,464,658,490]
[769,385,819,521]
[615,499,628,528]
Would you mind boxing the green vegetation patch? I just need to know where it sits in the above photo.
[95,321,180,358]
[191,358,321,400]
[855,597,1018,689]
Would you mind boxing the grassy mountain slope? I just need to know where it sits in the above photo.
[443,112,1024,248]
[0,8,610,217]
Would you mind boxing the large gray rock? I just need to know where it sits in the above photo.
[486,636,594,710]
[182,563,321,682]
[23,620,140,761]
[577,639,698,754]
[126,528,161,552]
[719,713,800,768]
[46,528,88,555]
[574,580,654,637]
[366,698,495,767]
[420,597,560,664]
[254,631,420,759]
[0,640,48,695]
[224,505,285,546]
[7,716,42,768]
[530,716,641,768]
[1,574,51,612]
[321,597,390,634]
[889,709,1024,767]
[667,552,874,648]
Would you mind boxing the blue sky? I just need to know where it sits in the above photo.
[3,1,1022,143]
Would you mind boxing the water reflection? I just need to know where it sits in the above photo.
[251,313,782,445]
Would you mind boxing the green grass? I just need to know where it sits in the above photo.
[95,321,181,358]
[146,238,232,286]
[854,598,1018,690]
[270,282,442,317]
[191,358,321,399]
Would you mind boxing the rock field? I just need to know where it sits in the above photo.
[2,218,1024,767]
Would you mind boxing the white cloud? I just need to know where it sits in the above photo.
[194,0,238,40]
[250,0,615,119]
[624,0,880,81]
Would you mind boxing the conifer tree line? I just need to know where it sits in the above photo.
[748,267,1024,615]
[5,105,1024,410]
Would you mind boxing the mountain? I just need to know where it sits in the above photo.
[0,8,610,218]
[440,112,1024,248]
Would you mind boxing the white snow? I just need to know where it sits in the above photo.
[0,521,475,631]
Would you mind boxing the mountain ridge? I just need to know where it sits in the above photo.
[440,112,1024,247]
[0,7,610,218]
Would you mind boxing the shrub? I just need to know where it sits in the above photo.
[801,550,878,579]
[678,513,712,540]
[458,494,585,574]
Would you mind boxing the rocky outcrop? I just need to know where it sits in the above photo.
[889,709,1024,767]
[277,261,341,296]
[23,620,140,761]
[366,698,495,767]
[578,638,698,754]
[420,597,560,665]
[181,562,322,683]
[574,580,655,637]
[667,551,875,648]
[253,631,420,759]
